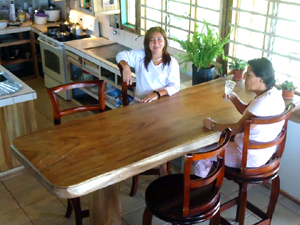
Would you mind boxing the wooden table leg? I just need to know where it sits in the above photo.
[89,183,121,225]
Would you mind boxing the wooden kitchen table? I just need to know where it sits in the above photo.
[11,76,255,225]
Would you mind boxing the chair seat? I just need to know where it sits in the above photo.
[224,162,280,183]
[145,174,220,223]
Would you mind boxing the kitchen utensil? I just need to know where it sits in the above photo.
[44,6,60,22]
[47,26,60,36]
[35,13,48,25]
[75,23,84,36]
[56,30,70,39]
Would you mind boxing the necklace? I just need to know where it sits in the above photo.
[152,57,162,62]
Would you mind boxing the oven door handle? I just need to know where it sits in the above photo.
[38,36,61,50]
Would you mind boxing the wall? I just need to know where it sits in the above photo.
[279,120,300,202]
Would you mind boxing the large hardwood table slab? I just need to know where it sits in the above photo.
[11,76,256,224]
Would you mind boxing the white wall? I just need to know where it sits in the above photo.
[280,120,300,202]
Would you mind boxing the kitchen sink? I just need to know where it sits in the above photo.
[85,43,131,62]
[0,71,23,96]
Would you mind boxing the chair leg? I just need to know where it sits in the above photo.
[130,175,139,197]
[143,206,153,225]
[65,199,73,218]
[236,183,248,225]
[210,209,221,225]
[267,176,280,220]
[71,197,83,225]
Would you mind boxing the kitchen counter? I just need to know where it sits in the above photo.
[0,66,36,107]
[0,65,37,173]
[64,37,118,69]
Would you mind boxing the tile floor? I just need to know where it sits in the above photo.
[0,77,300,225]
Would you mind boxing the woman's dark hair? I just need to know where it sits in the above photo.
[143,27,171,71]
[248,58,275,89]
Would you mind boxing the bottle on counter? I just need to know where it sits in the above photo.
[9,0,16,22]
[18,5,25,22]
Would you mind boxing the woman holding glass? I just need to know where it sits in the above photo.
[196,58,285,177]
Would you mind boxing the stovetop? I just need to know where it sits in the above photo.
[44,33,91,43]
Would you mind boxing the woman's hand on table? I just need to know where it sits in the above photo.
[140,92,159,103]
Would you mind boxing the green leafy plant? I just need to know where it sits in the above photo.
[277,80,297,93]
[173,20,233,71]
[228,58,247,70]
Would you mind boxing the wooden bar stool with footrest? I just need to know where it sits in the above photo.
[118,63,171,197]
[47,80,106,225]
[143,128,232,225]
[220,103,295,225]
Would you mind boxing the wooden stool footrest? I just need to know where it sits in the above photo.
[246,201,268,220]
[220,198,238,212]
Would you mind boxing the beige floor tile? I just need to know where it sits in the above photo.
[120,181,131,192]
[278,196,300,216]
[120,188,145,216]
[0,208,31,225]
[246,186,271,209]
[124,175,159,199]
[2,172,37,191]
[10,181,54,207]
[253,183,285,201]
[220,178,239,197]
[267,203,300,225]
[232,214,261,225]
[22,197,67,225]
[0,192,20,215]
[35,110,54,131]
[0,182,7,193]
[122,206,169,225]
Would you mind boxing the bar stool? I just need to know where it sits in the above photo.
[118,63,171,197]
[220,103,295,225]
[47,80,106,225]
[143,128,232,225]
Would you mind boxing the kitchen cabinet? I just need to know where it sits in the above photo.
[66,50,124,109]
[0,30,37,80]
[78,0,120,16]
[0,66,37,173]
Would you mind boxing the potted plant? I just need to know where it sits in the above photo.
[277,80,297,99]
[228,58,247,80]
[173,20,232,85]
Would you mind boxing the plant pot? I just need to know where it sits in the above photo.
[192,64,215,85]
[232,69,244,81]
[282,89,295,99]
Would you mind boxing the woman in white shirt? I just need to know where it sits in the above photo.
[116,27,180,103]
[196,58,285,177]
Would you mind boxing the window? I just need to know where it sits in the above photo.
[120,0,299,88]
[227,0,300,87]
[120,0,139,33]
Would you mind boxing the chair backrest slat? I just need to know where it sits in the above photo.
[47,80,106,125]
[182,128,232,216]
[241,103,295,176]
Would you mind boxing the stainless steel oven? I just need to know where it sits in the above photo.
[38,34,70,100]
[38,10,100,100]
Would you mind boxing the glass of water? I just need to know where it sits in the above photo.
[225,80,236,96]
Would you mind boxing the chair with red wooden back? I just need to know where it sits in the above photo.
[220,103,295,225]
[117,63,171,197]
[47,80,106,225]
[143,128,232,225]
